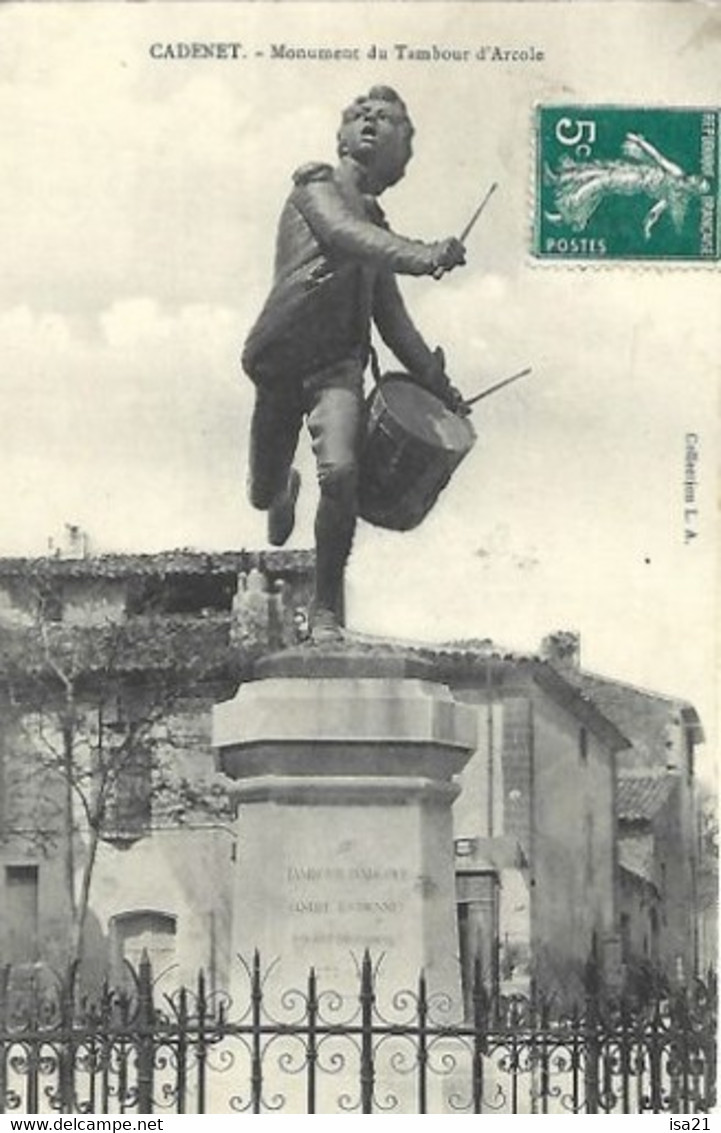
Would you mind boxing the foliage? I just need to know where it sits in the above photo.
[0,567,236,967]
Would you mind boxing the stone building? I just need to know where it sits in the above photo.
[540,631,707,987]
[432,646,628,1006]
[615,771,686,987]
[0,552,711,1001]
[0,547,313,990]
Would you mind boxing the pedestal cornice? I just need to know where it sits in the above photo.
[229,774,462,806]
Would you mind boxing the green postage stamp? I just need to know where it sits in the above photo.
[534,105,720,261]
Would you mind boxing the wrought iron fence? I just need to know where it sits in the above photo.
[0,954,716,1115]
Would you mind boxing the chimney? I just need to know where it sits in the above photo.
[47,524,90,559]
[540,630,581,671]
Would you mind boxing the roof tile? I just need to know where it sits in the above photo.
[617,772,677,821]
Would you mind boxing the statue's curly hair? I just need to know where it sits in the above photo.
[337,86,414,181]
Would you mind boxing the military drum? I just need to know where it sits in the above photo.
[358,374,476,532]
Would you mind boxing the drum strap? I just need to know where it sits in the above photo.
[368,344,383,387]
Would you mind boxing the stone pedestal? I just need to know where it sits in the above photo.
[212,646,477,1015]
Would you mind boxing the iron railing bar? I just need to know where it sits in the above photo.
[539,1000,550,1114]
[175,986,187,1114]
[601,1035,615,1113]
[250,951,263,1114]
[60,973,76,1114]
[619,1005,631,1114]
[508,1028,519,1113]
[306,968,317,1115]
[637,1031,647,1114]
[116,988,134,1117]
[417,971,428,1115]
[0,966,9,1116]
[471,958,486,1115]
[96,985,112,1115]
[704,1020,717,1113]
[84,1035,97,1114]
[196,970,207,1116]
[570,1009,581,1113]
[648,1010,663,1113]
[26,1040,39,1116]
[135,953,154,1114]
[359,951,374,1114]
[583,992,600,1114]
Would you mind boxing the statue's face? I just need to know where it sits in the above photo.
[338,98,411,189]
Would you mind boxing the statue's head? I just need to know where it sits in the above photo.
[337,86,415,191]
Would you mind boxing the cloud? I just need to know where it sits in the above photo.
[0,53,321,316]
[0,299,262,554]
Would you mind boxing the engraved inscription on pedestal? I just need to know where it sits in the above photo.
[287,863,408,952]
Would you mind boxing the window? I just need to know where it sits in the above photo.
[579,726,588,763]
[93,690,155,845]
[42,594,63,622]
[0,740,6,836]
[109,910,177,980]
[649,907,660,963]
[584,812,595,886]
[126,573,236,616]
[620,912,631,962]
[5,865,39,963]
[103,749,152,842]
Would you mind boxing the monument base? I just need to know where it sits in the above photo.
[213,645,477,1017]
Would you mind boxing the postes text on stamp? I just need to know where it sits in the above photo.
[534,106,719,261]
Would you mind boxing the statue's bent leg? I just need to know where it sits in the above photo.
[247,386,303,546]
[248,386,303,510]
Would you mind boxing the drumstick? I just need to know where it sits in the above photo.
[432,182,498,280]
[459,181,498,243]
[464,366,532,408]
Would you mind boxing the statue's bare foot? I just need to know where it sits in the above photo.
[267,468,301,547]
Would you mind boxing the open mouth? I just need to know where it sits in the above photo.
[360,124,377,142]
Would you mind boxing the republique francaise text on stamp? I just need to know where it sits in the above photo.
[535,105,719,261]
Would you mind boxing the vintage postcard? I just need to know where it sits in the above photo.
[0,0,718,1119]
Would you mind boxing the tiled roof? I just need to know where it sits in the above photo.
[617,772,677,822]
[0,548,315,580]
[563,670,704,748]
[348,630,535,665]
[402,638,630,753]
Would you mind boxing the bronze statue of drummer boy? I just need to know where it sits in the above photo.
[242,85,468,643]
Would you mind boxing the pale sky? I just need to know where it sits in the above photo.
[0,2,718,773]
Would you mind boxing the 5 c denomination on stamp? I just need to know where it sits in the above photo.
[534,106,719,261]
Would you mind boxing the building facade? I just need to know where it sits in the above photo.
[429,649,627,1006]
[0,555,712,1003]
[0,548,313,991]
[541,631,710,987]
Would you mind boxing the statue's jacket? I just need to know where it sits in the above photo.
[242,163,437,389]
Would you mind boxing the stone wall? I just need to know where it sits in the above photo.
[528,690,617,1000]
